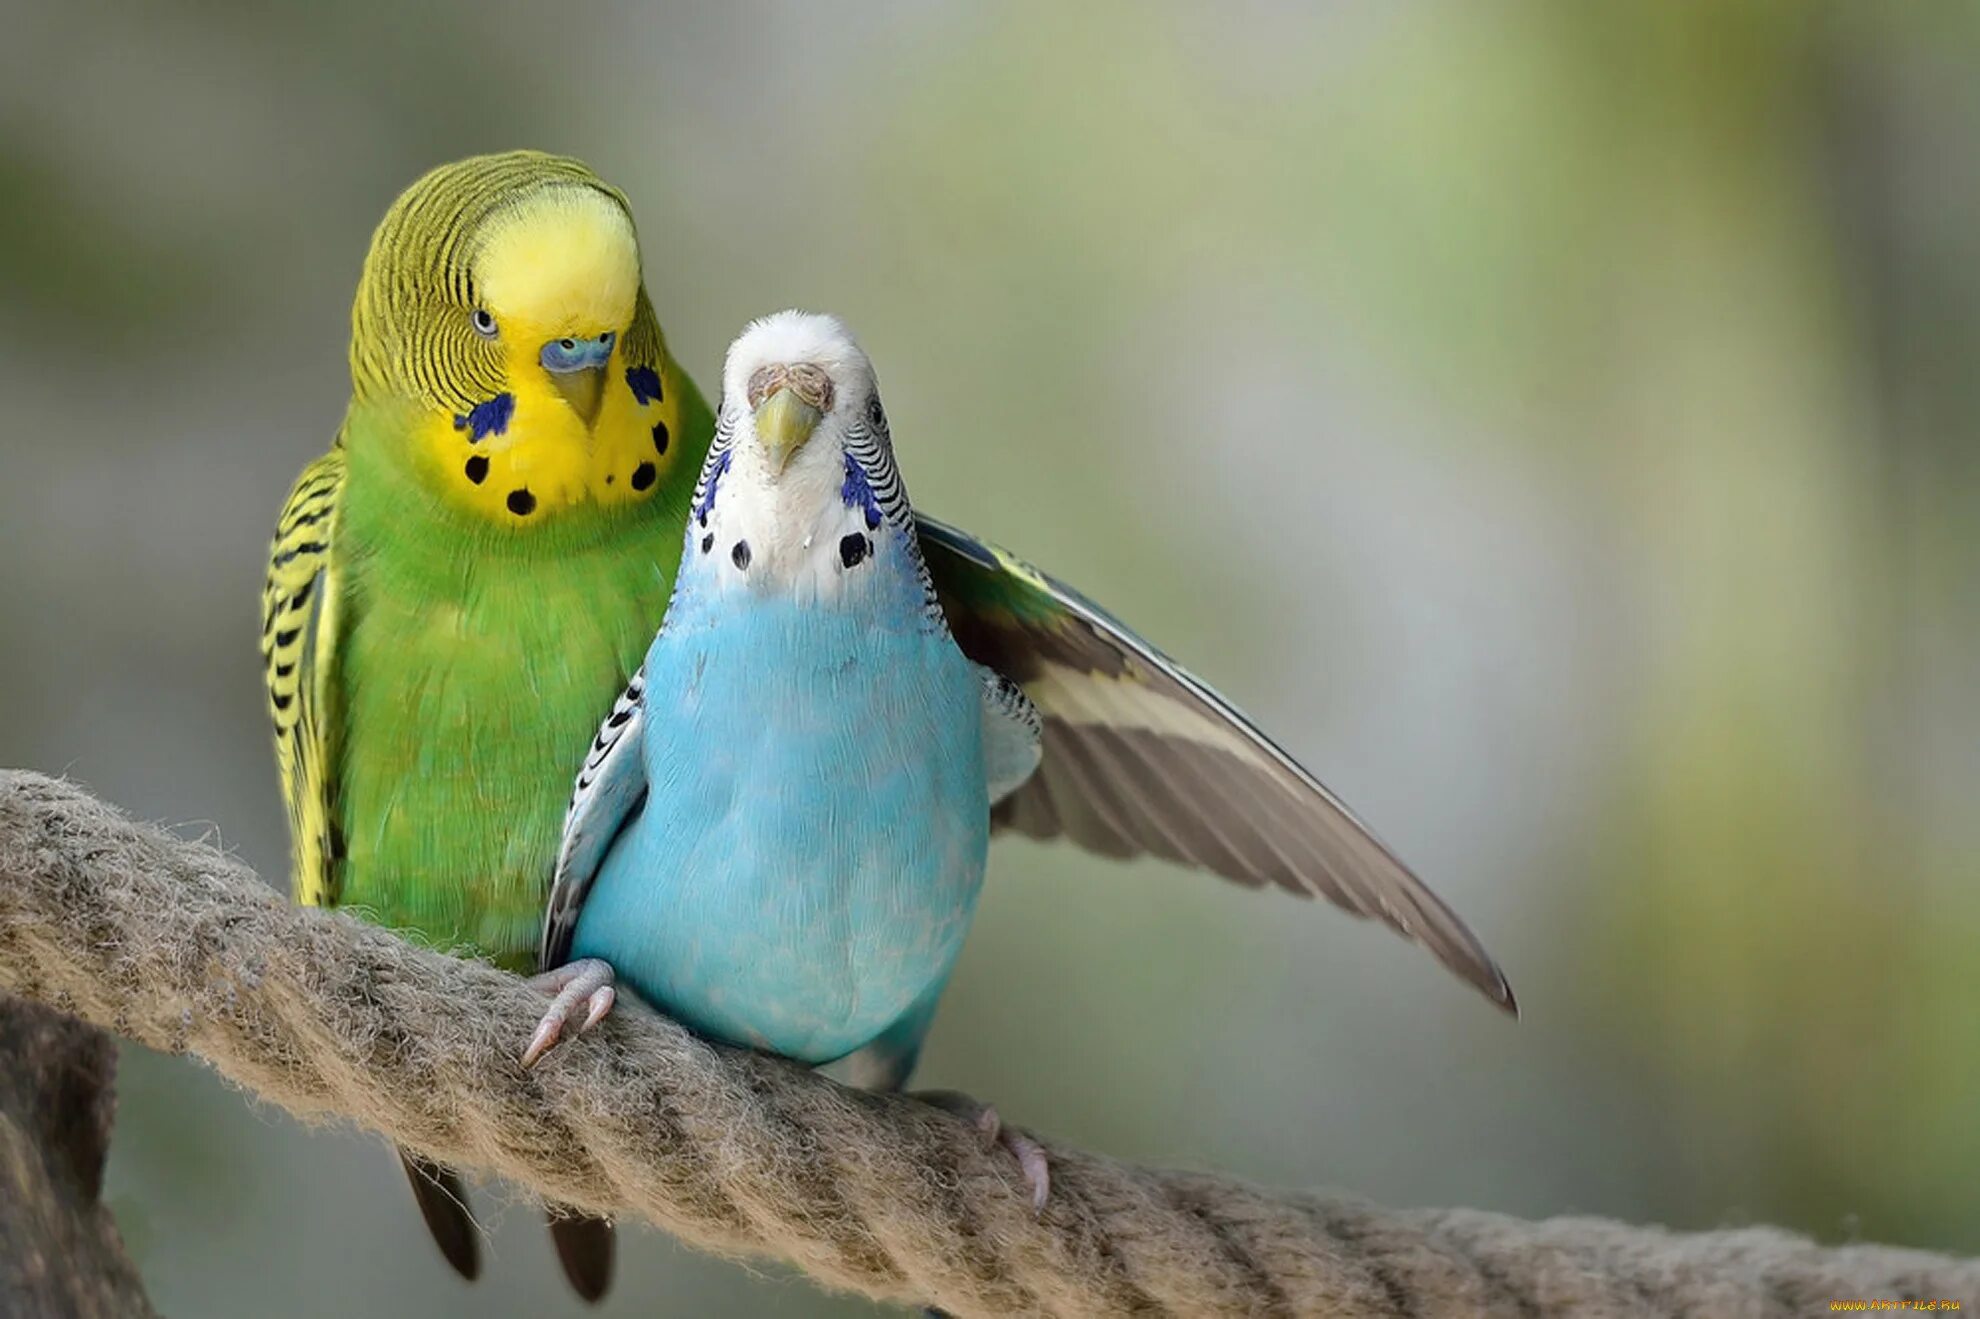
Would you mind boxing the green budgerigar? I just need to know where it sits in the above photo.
[265,152,1512,1303]
[262,153,710,1300]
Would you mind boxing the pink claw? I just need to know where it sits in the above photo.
[521,959,618,1068]
[918,1090,1052,1213]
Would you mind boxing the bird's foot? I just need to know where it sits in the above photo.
[521,958,617,1068]
[915,1089,1050,1213]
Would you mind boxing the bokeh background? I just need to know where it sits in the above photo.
[3,2,1978,1314]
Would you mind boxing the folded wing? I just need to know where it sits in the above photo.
[263,449,346,908]
[540,667,649,969]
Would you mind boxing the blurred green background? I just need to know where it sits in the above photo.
[3,2,1977,1314]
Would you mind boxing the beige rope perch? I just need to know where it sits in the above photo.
[0,770,1973,1317]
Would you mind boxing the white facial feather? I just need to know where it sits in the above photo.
[720,310,878,406]
[692,311,899,604]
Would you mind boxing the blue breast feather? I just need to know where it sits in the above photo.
[571,569,990,1063]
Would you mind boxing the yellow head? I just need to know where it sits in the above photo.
[349,151,682,523]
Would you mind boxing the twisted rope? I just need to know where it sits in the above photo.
[0,770,1972,1317]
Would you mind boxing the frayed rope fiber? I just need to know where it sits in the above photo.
[0,770,1974,1318]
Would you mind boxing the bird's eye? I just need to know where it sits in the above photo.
[867,397,886,428]
[470,309,499,339]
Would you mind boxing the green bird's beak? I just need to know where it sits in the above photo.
[754,387,822,473]
[549,368,605,428]
[541,332,616,429]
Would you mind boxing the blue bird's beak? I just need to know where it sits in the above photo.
[754,386,822,474]
[541,331,616,428]
[746,361,833,474]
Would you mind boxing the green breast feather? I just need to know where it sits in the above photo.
[328,387,711,973]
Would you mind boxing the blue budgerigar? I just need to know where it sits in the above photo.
[527,311,1051,1191]
[526,310,1515,1205]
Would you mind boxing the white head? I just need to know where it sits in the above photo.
[683,311,914,603]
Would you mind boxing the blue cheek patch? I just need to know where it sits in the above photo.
[841,453,884,530]
[626,365,664,406]
[454,393,515,442]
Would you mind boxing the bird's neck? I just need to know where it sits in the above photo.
[337,378,715,572]
[674,441,926,617]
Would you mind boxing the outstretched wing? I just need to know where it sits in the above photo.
[263,449,346,907]
[917,514,1515,1013]
[539,668,649,969]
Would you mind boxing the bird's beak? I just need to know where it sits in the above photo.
[754,386,822,474]
[541,332,617,429]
